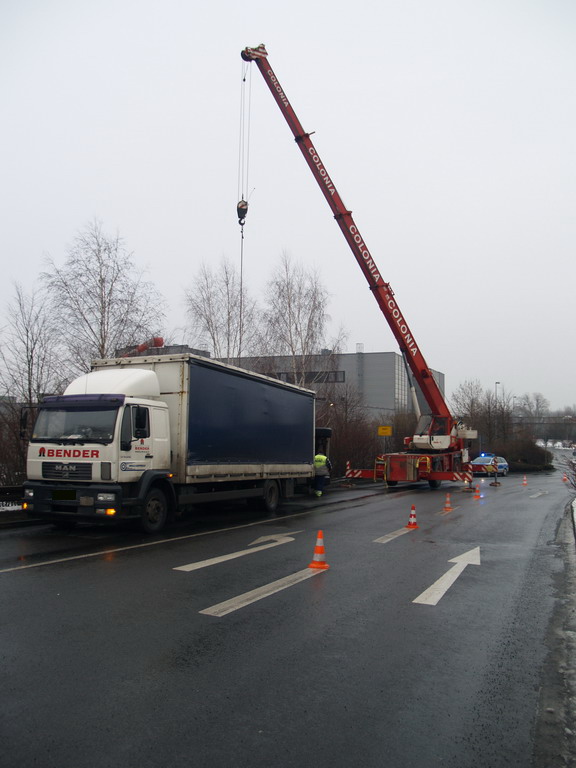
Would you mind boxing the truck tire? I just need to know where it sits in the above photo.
[259,480,280,514]
[428,479,442,489]
[141,488,168,534]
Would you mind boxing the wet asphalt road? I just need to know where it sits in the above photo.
[1,469,575,768]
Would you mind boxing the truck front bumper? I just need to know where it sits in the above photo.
[22,481,140,524]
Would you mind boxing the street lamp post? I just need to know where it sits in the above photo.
[493,381,501,442]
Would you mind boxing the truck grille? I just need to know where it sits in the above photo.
[42,462,93,480]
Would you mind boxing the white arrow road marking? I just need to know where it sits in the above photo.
[413,547,481,606]
[173,532,302,572]
[200,568,324,617]
[373,527,417,544]
[529,491,548,499]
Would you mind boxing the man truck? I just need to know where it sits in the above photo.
[23,353,317,532]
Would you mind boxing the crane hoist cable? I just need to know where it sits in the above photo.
[237,60,252,227]
[236,61,253,359]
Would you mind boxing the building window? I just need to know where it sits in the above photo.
[394,359,409,411]
[277,371,345,385]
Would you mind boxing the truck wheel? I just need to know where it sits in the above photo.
[428,479,442,489]
[259,480,280,514]
[141,488,168,534]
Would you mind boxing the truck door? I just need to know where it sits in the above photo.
[119,404,155,481]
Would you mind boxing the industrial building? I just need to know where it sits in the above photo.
[236,349,445,418]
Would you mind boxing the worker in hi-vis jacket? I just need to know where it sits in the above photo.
[313,453,332,497]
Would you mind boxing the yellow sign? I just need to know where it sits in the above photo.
[378,425,393,436]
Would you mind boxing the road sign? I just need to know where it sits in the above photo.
[378,425,393,436]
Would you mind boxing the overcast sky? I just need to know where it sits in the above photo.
[2,0,575,410]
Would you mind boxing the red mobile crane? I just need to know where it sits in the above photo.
[241,44,476,487]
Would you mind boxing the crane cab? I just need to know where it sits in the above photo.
[411,415,452,452]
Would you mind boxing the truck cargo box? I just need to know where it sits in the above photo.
[91,353,316,483]
[185,357,314,465]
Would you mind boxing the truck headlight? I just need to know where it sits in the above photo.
[97,492,116,502]
[24,489,34,499]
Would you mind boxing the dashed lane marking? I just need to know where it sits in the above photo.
[373,527,416,544]
[199,568,324,617]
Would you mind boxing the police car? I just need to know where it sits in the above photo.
[470,453,509,476]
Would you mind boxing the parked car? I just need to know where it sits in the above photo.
[471,454,509,476]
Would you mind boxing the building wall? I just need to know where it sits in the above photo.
[235,351,445,417]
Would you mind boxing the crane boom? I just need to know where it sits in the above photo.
[241,44,451,421]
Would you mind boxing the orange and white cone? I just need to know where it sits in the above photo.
[405,505,419,529]
[443,493,453,512]
[522,475,528,486]
[308,530,330,570]
[563,473,568,483]
[473,485,481,500]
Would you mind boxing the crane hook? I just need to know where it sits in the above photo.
[237,199,248,226]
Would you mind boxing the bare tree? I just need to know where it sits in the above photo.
[262,253,332,386]
[0,284,65,483]
[450,379,518,448]
[184,258,259,363]
[517,392,550,420]
[0,284,64,405]
[42,220,165,373]
[323,383,378,475]
[450,379,484,426]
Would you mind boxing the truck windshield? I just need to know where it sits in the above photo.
[31,406,119,444]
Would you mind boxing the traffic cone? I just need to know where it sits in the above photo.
[443,493,453,512]
[522,475,528,486]
[473,485,481,500]
[308,530,330,570]
[563,473,568,483]
[405,505,419,529]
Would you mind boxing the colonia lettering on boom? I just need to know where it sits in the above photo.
[267,70,289,108]
[347,225,418,357]
[385,294,418,357]
[349,225,381,283]
[307,146,336,196]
